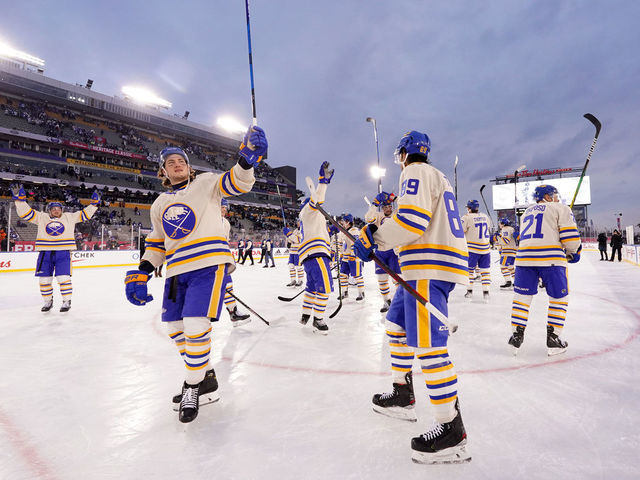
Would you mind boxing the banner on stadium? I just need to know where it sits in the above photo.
[0,250,141,273]
[60,140,148,160]
[66,157,141,174]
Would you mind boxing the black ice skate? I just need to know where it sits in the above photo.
[300,313,310,326]
[356,292,365,301]
[508,325,525,355]
[500,281,512,289]
[380,299,392,313]
[178,382,201,423]
[340,290,349,300]
[173,368,219,411]
[372,371,417,422]
[546,325,568,356]
[464,290,472,299]
[482,291,489,304]
[312,317,328,335]
[295,280,303,287]
[229,307,251,327]
[59,300,71,312]
[41,299,53,312]
[286,281,297,287]
[411,400,471,464]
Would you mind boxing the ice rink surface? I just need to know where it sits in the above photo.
[1,251,639,480]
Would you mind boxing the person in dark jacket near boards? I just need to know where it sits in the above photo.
[597,232,608,260]
[610,230,623,262]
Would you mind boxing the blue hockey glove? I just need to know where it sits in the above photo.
[372,191,390,207]
[11,184,26,201]
[567,244,582,264]
[90,190,100,206]
[327,224,339,236]
[353,224,378,262]
[238,126,268,166]
[318,161,334,184]
[283,226,292,236]
[125,270,153,306]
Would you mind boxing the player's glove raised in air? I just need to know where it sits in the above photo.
[90,190,100,206]
[11,184,26,201]
[353,224,378,262]
[283,226,292,236]
[372,191,390,207]
[238,126,268,166]
[566,244,582,264]
[327,224,339,237]
[318,161,334,184]
[125,270,154,305]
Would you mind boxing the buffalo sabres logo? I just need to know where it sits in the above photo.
[45,221,65,236]
[162,203,196,239]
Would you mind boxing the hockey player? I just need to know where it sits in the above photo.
[12,184,100,312]
[124,126,267,423]
[354,130,471,464]
[298,162,335,334]
[461,199,492,302]
[283,222,304,286]
[495,218,517,288]
[508,184,581,356]
[337,214,365,301]
[221,198,251,327]
[365,191,401,312]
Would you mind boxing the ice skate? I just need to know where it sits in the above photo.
[172,368,219,411]
[499,281,512,289]
[508,325,525,355]
[300,313,310,326]
[482,291,489,304]
[229,307,251,327]
[547,325,568,356]
[295,280,303,287]
[41,299,53,312]
[312,317,328,335]
[464,290,472,299]
[355,292,365,301]
[59,300,71,313]
[372,372,417,422]
[286,281,297,287]
[380,299,391,313]
[340,290,349,300]
[178,382,201,423]
[411,400,471,464]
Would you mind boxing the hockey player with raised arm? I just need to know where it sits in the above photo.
[12,184,100,313]
[353,131,471,464]
[507,184,581,356]
[495,217,517,289]
[221,198,251,327]
[283,222,304,286]
[297,161,335,334]
[365,191,400,312]
[461,200,492,302]
[337,213,365,301]
[124,126,267,423]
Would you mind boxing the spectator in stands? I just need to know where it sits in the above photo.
[610,229,623,262]
[597,232,608,261]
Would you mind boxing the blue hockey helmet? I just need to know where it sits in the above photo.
[159,147,189,166]
[499,217,510,226]
[534,184,558,202]
[466,199,480,211]
[221,198,229,208]
[394,130,431,164]
[299,198,310,210]
[341,213,354,224]
[47,201,63,211]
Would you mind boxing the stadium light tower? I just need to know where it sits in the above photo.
[366,117,382,194]
[121,86,171,109]
[217,116,247,134]
[0,40,45,72]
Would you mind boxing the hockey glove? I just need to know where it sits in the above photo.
[90,190,100,206]
[283,226,292,236]
[353,224,378,262]
[11,184,26,201]
[327,224,339,237]
[238,126,268,166]
[125,270,154,306]
[566,244,582,264]
[318,161,334,184]
[372,191,389,207]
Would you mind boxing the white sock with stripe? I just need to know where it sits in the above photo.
[384,320,415,383]
[166,320,186,359]
[183,316,212,385]
[416,346,458,423]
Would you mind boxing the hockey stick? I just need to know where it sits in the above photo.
[277,289,304,302]
[329,231,342,318]
[304,177,450,328]
[479,184,496,229]
[244,0,258,125]
[454,155,459,199]
[569,113,601,209]
[225,289,269,325]
[275,184,287,227]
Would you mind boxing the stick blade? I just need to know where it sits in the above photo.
[480,184,486,193]
[584,113,602,138]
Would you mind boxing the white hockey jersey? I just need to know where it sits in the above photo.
[15,200,97,251]
[461,212,492,255]
[373,162,468,285]
[285,229,302,255]
[515,201,581,267]
[337,226,360,262]
[496,225,517,257]
[298,183,331,263]
[142,165,255,278]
